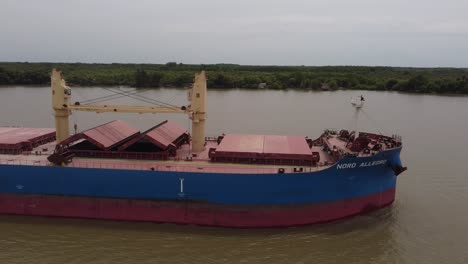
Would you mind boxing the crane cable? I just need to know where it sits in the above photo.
[80,88,150,105]
[86,87,181,109]
[108,87,181,108]
[360,109,388,136]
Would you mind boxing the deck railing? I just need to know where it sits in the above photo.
[0,158,327,174]
[71,150,169,160]
[0,159,49,166]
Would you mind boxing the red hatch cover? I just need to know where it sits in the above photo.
[214,134,313,160]
[118,120,188,151]
[0,127,56,154]
[61,120,139,150]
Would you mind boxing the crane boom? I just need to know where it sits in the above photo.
[51,69,207,153]
[67,104,187,114]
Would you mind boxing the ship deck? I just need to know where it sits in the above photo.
[0,126,402,174]
[0,140,335,174]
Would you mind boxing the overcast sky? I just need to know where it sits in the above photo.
[1,0,467,67]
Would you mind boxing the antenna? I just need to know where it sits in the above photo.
[351,95,365,140]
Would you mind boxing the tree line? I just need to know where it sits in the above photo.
[0,62,467,94]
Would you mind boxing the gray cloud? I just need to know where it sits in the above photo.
[1,0,467,66]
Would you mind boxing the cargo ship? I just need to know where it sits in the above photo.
[0,70,406,227]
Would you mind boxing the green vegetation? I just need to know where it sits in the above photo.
[1,62,467,94]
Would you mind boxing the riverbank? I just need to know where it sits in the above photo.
[1,62,467,94]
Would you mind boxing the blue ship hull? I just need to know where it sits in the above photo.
[0,148,403,227]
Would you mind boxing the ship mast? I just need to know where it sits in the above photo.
[351,95,365,140]
[188,72,207,153]
[51,69,207,153]
[51,70,71,144]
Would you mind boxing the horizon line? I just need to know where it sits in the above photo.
[1,61,467,69]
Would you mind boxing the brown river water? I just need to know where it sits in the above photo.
[0,86,467,264]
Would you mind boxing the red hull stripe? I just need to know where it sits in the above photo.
[0,188,395,227]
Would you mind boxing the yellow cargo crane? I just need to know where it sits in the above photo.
[51,69,207,153]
